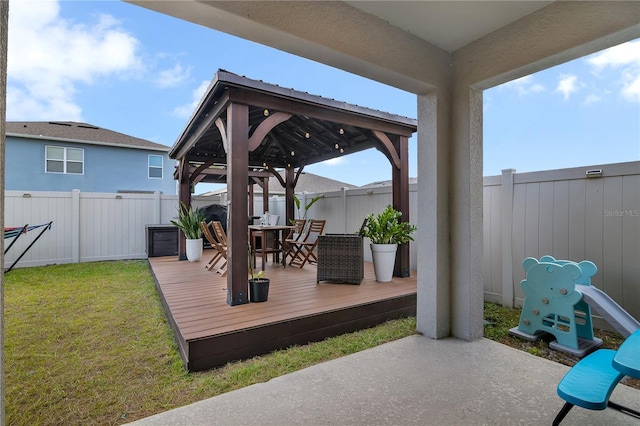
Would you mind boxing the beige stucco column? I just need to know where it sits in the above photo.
[1,1,8,423]
[416,89,453,339]
[448,83,485,340]
[416,64,484,341]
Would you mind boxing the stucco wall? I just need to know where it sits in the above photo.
[6,136,176,194]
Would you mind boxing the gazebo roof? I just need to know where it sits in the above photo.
[170,70,417,182]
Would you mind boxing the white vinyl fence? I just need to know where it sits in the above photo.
[483,161,639,323]
[2,191,214,267]
[4,161,639,321]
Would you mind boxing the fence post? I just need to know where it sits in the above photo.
[153,191,161,224]
[72,189,80,263]
[501,169,515,307]
[342,187,348,233]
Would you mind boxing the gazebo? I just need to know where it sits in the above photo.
[170,70,417,306]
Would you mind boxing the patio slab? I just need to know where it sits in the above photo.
[128,335,640,425]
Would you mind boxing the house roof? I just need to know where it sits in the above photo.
[6,121,170,152]
[201,171,358,196]
[362,177,418,188]
[277,172,358,193]
[170,69,417,178]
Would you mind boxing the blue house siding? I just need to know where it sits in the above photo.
[6,136,176,194]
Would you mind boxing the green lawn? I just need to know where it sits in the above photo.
[5,261,417,425]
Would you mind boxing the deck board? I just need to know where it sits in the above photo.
[148,249,417,371]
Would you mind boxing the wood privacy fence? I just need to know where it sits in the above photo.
[4,161,638,320]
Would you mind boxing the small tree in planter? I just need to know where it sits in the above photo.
[170,202,205,262]
[248,245,269,302]
[293,194,323,220]
[358,205,416,282]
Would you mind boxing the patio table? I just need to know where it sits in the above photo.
[249,225,295,271]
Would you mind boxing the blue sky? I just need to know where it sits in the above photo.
[7,0,639,192]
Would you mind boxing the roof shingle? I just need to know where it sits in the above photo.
[6,121,169,151]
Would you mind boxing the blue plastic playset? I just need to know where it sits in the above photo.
[509,255,639,357]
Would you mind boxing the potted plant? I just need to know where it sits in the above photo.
[248,245,270,302]
[170,202,206,262]
[358,205,416,282]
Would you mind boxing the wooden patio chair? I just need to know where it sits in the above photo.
[282,219,306,264]
[210,221,229,276]
[288,219,326,268]
[200,221,226,272]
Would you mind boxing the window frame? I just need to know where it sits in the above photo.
[45,145,84,175]
[148,154,163,179]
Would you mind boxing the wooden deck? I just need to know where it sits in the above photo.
[148,250,417,371]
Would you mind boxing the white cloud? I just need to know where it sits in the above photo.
[502,75,546,95]
[582,94,602,106]
[155,63,191,88]
[587,40,640,70]
[322,157,347,166]
[7,85,82,120]
[621,68,640,103]
[587,40,640,102]
[172,80,210,118]
[556,75,578,100]
[530,84,545,93]
[7,0,143,120]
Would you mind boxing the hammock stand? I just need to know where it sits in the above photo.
[4,221,53,273]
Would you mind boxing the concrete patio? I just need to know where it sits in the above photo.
[129,334,639,425]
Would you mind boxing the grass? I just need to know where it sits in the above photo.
[5,261,417,425]
[6,262,638,425]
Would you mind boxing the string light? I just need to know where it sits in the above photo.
[263,109,269,116]
[335,144,339,149]
[290,150,295,156]
[304,132,310,138]
[339,128,344,134]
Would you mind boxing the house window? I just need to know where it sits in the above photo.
[148,155,163,179]
[45,146,84,174]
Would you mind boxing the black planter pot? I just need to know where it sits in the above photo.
[249,278,270,302]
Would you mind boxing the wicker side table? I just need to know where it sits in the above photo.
[317,234,363,284]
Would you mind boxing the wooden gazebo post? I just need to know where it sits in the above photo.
[392,135,410,277]
[262,176,269,214]
[374,130,411,277]
[226,102,249,305]
[177,157,191,261]
[285,167,296,224]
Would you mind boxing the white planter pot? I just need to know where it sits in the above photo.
[370,243,398,282]
[186,238,203,262]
